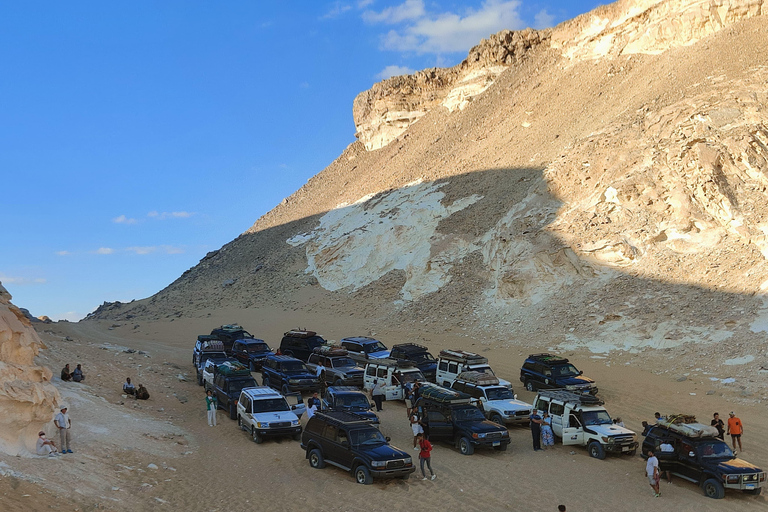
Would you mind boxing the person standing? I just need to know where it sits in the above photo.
[54,406,72,453]
[646,449,661,497]
[711,412,725,440]
[72,364,85,383]
[410,410,424,449]
[541,412,555,449]
[416,433,436,480]
[205,390,217,427]
[36,431,60,457]
[371,380,384,412]
[529,410,543,451]
[726,412,743,453]
[307,400,318,420]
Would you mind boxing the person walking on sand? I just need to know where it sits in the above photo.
[206,390,218,427]
[726,412,743,453]
[529,410,543,451]
[54,406,73,453]
[416,433,436,480]
[646,449,661,497]
[371,379,384,412]
[541,412,555,449]
[711,412,725,440]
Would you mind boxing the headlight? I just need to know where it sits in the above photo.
[371,460,387,468]
[291,420,300,426]
[257,422,269,428]
[477,433,487,439]
[601,436,615,444]
[288,379,299,384]
[725,475,740,484]
[503,411,513,416]
[501,430,509,436]
[404,457,412,465]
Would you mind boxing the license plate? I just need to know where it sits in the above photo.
[493,441,501,447]
[622,447,630,452]
[746,484,756,490]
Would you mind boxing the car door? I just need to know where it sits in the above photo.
[549,402,565,435]
[384,368,402,400]
[425,409,453,441]
[561,411,584,446]
[675,440,701,481]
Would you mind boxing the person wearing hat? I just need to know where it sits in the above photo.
[726,412,743,453]
[36,431,60,457]
[54,405,73,453]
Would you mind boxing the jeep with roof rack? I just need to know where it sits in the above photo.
[210,324,253,345]
[436,349,512,389]
[322,386,379,425]
[261,354,320,395]
[362,358,425,400]
[300,411,415,484]
[205,361,258,419]
[520,353,597,395]
[451,371,532,426]
[306,346,365,387]
[415,383,510,455]
[279,329,327,362]
[642,415,765,499]
[389,343,437,382]
[236,386,305,443]
[340,336,391,361]
[533,390,637,459]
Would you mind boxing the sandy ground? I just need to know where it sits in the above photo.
[2,304,767,512]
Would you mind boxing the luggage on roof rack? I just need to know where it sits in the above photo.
[456,371,499,386]
[284,329,317,338]
[528,353,569,364]
[658,415,719,438]
[437,349,488,365]
[217,360,251,376]
[418,383,471,404]
[218,324,244,332]
[201,340,225,351]
[537,390,604,406]
[314,345,348,357]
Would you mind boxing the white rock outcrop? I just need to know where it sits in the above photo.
[0,283,60,456]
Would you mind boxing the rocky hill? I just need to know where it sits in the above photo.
[88,0,768,393]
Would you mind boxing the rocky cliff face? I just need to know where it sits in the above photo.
[0,283,60,456]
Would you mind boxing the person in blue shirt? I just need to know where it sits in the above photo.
[529,411,543,451]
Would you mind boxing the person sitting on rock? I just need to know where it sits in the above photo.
[135,384,150,400]
[61,364,72,381]
[123,377,135,396]
[36,431,60,457]
[72,364,85,383]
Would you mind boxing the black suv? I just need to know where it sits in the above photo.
[300,411,415,484]
[389,343,437,382]
[415,383,510,455]
[279,330,326,361]
[261,355,320,395]
[322,386,379,425]
[231,338,274,371]
[206,367,257,419]
[210,324,253,344]
[642,422,765,498]
[520,353,597,395]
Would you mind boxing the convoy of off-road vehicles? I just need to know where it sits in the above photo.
[190,325,765,496]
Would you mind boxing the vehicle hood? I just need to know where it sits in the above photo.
[557,375,595,386]
[341,409,379,422]
[247,351,273,359]
[488,399,532,412]
[285,372,317,380]
[366,443,410,460]
[456,419,507,433]
[589,424,636,437]
[339,367,364,376]
[716,458,763,474]
[368,350,391,358]
[251,411,300,422]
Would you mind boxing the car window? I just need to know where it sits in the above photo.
[331,357,355,368]
[324,424,338,440]
[366,366,376,377]
[448,363,458,374]
[452,382,466,393]
[536,398,550,412]
[376,368,387,379]
[337,429,348,445]
[308,354,319,364]
[438,361,448,372]
[351,429,386,447]
[252,398,290,413]
[427,410,448,423]
[485,387,514,400]
[550,403,565,416]
[582,410,612,426]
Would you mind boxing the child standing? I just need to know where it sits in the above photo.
[416,433,436,481]
[206,390,218,427]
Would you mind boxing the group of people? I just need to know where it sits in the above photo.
[60,364,85,382]
[37,405,73,457]
[404,391,436,481]
[528,410,554,451]
[122,377,149,400]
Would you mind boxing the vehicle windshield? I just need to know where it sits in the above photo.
[229,379,257,393]
[470,365,495,376]
[338,395,370,409]
[699,441,734,459]
[331,357,356,368]
[552,364,580,377]
[203,354,229,365]
[411,353,435,363]
[281,361,310,373]
[401,371,424,384]
[245,343,271,353]
[582,410,612,426]
[363,341,388,353]
[486,387,515,400]
[351,429,387,447]
[251,398,290,413]
[452,407,486,422]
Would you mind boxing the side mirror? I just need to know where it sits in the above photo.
[688,451,695,458]
[385,436,391,442]
[579,370,584,375]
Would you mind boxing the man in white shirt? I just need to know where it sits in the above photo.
[645,449,660,497]
[54,406,73,453]
[36,431,60,457]
[306,402,318,419]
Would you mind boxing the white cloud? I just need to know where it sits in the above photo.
[377,0,524,54]
[0,275,46,285]
[321,1,352,19]
[126,246,157,255]
[534,9,555,29]
[147,211,193,220]
[363,0,425,24]
[376,64,416,79]
[126,245,185,255]
[55,250,70,256]
[95,247,114,255]
[357,0,374,7]
[113,214,138,225]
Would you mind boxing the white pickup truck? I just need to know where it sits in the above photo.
[362,358,425,401]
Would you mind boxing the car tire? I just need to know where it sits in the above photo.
[525,380,534,392]
[588,441,606,460]
[491,413,504,425]
[252,426,263,444]
[458,437,475,456]
[237,416,244,430]
[281,384,290,396]
[744,487,762,496]
[702,478,725,499]
[354,465,373,485]
[335,379,344,387]
[262,376,270,388]
[229,402,237,420]
[308,448,325,469]
[494,443,508,451]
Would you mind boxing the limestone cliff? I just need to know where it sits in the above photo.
[0,283,60,456]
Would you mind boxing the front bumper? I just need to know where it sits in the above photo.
[604,441,638,454]
[256,426,302,437]
[473,437,511,448]
[287,383,320,392]
[503,415,530,426]
[724,473,765,490]
[370,466,416,479]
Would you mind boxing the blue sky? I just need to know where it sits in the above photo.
[0,0,601,320]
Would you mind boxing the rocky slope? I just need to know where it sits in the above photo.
[88,0,768,395]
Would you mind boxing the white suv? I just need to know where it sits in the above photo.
[451,372,531,426]
[236,387,305,444]
[435,349,512,388]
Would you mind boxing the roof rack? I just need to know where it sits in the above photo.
[313,345,349,357]
[327,385,364,393]
[418,383,472,404]
[391,343,430,352]
[218,324,245,332]
[216,360,251,377]
[284,329,318,338]
[437,349,488,365]
[527,353,570,364]
[456,371,499,386]
[201,340,225,351]
[364,357,417,369]
[537,390,604,406]
[658,415,719,438]
[315,410,377,426]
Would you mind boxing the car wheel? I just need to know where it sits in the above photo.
[251,426,263,444]
[525,380,534,392]
[458,437,475,456]
[262,376,270,388]
[229,403,237,420]
[702,478,725,499]
[308,448,325,469]
[494,443,508,452]
[354,465,372,485]
[237,416,244,430]
[588,441,606,460]
[491,413,504,425]
[744,487,762,496]
[335,379,343,387]
[281,384,290,396]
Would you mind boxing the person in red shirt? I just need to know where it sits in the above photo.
[726,412,743,453]
[416,433,436,481]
